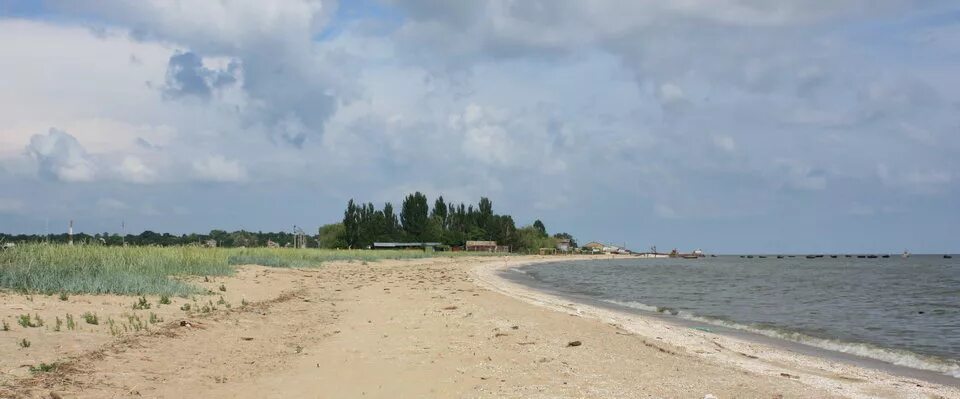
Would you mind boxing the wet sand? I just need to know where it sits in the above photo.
[1,256,956,398]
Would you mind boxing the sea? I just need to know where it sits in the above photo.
[504,255,960,380]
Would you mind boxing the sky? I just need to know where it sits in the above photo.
[0,1,958,253]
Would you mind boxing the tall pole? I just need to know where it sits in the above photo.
[68,220,74,246]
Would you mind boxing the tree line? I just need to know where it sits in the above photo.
[319,192,577,252]
[1,193,578,252]
[0,230,311,248]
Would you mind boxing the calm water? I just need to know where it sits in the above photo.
[510,255,960,378]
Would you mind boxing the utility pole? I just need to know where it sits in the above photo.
[68,220,74,246]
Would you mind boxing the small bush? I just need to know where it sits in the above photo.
[17,314,36,328]
[58,292,68,301]
[149,312,162,324]
[180,303,191,311]
[54,316,63,332]
[218,283,226,292]
[29,363,57,373]
[82,312,99,325]
[65,314,76,330]
[18,338,30,348]
[133,296,151,310]
[159,295,171,305]
[1,320,9,331]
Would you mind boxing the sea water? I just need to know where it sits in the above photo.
[508,255,960,378]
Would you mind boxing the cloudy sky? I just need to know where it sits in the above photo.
[1,1,958,253]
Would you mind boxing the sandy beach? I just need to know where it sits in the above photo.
[2,255,957,398]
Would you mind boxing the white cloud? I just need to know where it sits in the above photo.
[1,1,958,252]
[25,129,98,182]
[656,82,686,107]
[117,156,157,183]
[450,104,515,166]
[192,155,247,182]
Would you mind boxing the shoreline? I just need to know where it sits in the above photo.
[499,259,960,386]
[4,255,958,398]
[471,255,960,399]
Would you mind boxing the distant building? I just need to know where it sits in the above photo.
[372,242,441,250]
[583,242,604,253]
[465,240,498,252]
[602,245,621,254]
[267,240,280,248]
[556,239,572,252]
[204,239,218,248]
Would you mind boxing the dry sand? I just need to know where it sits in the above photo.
[0,255,956,398]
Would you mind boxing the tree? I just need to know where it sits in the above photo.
[382,202,399,238]
[318,223,347,249]
[431,196,448,229]
[532,219,547,238]
[342,199,361,248]
[400,192,430,241]
[488,215,517,249]
[515,225,557,253]
[477,197,493,235]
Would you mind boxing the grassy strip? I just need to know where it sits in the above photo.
[0,245,232,296]
[226,247,440,268]
[0,245,500,295]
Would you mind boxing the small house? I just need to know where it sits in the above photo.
[465,240,498,252]
[583,242,604,253]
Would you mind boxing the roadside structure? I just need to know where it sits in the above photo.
[372,242,442,250]
[583,242,604,253]
[465,240,498,252]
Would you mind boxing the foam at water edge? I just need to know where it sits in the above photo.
[602,299,960,379]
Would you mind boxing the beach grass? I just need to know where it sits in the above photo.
[0,244,499,296]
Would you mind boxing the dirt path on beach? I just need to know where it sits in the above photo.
[1,256,953,398]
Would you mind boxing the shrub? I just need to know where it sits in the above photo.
[82,312,98,325]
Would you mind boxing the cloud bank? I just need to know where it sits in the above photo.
[0,1,958,252]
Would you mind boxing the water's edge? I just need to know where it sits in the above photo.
[499,262,960,388]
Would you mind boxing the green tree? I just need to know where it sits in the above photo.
[477,197,493,236]
[515,225,556,253]
[532,219,547,238]
[400,192,430,241]
[318,223,347,249]
[382,202,399,239]
[342,199,361,248]
[431,196,448,230]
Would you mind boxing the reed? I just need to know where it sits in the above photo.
[0,245,231,296]
[0,244,498,295]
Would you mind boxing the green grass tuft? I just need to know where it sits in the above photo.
[82,312,98,325]
[29,363,57,373]
[1,244,498,295]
